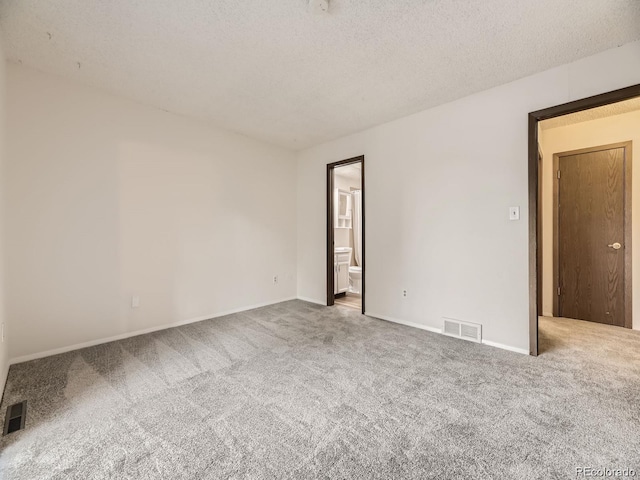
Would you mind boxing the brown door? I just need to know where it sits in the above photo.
[555,142,631,327]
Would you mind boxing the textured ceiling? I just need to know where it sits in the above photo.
[2,1,640,150]
[335,163,361,181]
[541,96,640,130]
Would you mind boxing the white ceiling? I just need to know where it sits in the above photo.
[335,163,361,182]
[2,1,640,150]
[541,96,640,130]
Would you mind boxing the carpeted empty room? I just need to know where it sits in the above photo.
[2,302,640,478]
[1,1,640,479]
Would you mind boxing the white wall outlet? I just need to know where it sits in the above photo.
[131,296,140,308]
[1,323,4,343]
[509,206,520,221]
[273,275,278,284]
[403,289,407,297]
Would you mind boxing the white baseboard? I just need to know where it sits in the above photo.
[366,312,442,334]
[481,339,529,355]
[296,296,326,306]
[10,296,297,365]
[10,298,529,364]
[367,312,528,355]
[0,360,10,403]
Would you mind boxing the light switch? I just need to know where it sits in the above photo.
[509,207,520,221]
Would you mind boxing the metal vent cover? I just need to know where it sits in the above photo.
[4,401,27,435]
[442,318,482,343]
[443,319,460,336]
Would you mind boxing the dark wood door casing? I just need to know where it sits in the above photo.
[326,156,365,314]
[537,147,543,315]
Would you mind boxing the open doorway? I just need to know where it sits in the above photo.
[529,85,640,356]
[326,156,364,313]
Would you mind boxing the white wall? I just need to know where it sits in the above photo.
[296,40,640,353]
[540,111,640,328]
[6,65,297,361]
[0,38,8,394]
[333,170,361,256]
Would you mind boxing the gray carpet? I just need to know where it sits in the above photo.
[1,301,639,479]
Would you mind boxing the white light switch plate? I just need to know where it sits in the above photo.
[509,207,520,221]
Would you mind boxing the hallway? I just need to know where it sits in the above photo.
[539,315,640,361]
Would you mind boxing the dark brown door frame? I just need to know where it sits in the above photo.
[327,155,365,313]
[552,142,632,328]
[537,146,543,316]
[528,83,640,356]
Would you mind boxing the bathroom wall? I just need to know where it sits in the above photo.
[6,64,298,361]
[333,171,350,249]
[334,169,361,264]
[539,109,640,328]
[334,225,350,249]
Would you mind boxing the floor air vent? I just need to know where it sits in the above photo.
[442,318,482,343]
[4,401,27,435]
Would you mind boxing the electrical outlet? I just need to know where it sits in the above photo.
[403,289,407,297]
[273,275,278,284]
[131,296,140,308]
[1,323,4,343]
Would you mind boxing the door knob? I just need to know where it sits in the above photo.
[608,242,622,250]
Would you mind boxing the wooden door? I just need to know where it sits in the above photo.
[555,142,632,327]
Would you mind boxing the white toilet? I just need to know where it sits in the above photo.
[349,266,362,294]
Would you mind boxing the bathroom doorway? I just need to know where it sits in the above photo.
[326,156,364,313]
